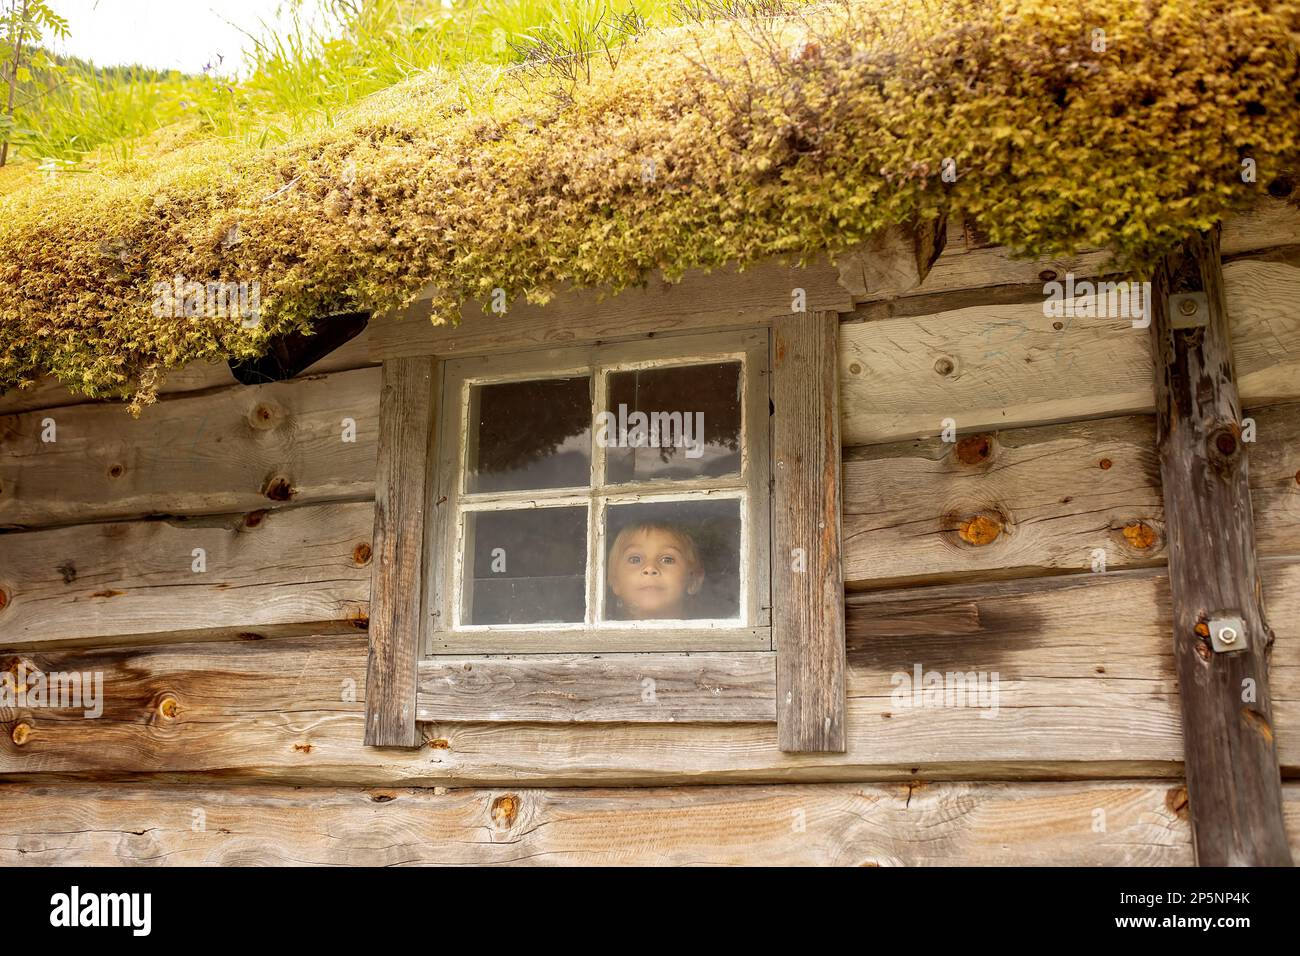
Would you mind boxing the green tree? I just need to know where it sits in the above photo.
[1,0,69,166]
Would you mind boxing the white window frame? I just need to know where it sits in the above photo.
[423,328,772,655]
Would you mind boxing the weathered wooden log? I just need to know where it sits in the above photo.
[0,366,381,529]
[367,255,854,360]
[0,325,376,416]
[417,653,777,723]
[3,562,1298,786]
[772,311,846,752]
[833,215,947,299]
[842,400,1300,588]
[364,358,434,748]
[6,780,1298,866]
[1150,227,1292,866]
[0,501,374,647]
[840,258,1300,444]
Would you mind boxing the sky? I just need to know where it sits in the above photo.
[45,0,333,76]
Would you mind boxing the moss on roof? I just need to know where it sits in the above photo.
[1,0,1298,410]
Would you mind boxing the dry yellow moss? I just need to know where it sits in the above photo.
[1,0,1298,409]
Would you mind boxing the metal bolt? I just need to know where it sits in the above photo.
[1178,298,1198,316]
[1218,626,1238,645]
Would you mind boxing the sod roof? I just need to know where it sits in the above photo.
[1,0,1298,410]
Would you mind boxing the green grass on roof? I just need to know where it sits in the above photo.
[1,0,1298,410]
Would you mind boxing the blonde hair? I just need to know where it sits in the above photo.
[608,522,703,578]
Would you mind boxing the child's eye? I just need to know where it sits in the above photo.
[660,555,676,565]
[627,554,642,565]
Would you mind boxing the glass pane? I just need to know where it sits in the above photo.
[603,498,742,622]
[462,507,586,625]
[466,376,591,493]
[603,362,741,483]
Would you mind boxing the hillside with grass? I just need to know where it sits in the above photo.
[1,0,700,172]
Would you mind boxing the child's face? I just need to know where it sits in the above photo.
[609,528,701,619]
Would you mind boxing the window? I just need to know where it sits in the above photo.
[424,330,771,654]
[364,299,846,754]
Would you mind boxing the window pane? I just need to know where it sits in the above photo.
[463,507,586,625]
[603,362,741,483]
[466,377,591,493]
[603,498,742,622]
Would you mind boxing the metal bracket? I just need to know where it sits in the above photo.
[1208,614,1248,653]
[1169,292,1208,330]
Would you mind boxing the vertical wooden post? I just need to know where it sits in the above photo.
[772,311,846,753]
[364,357,435,747]
[1150,227,1292,865]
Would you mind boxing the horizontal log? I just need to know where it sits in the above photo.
[2,562,1297,785]
[1,366,379,530]
[844,415,1164,588]
[842,401,1300,588]
[0,326,376,416]
[0,366,380,529]
[840,259,1300,444]
[889,199,1300,307]
[7,398,1294,647]
[0,502,373,647]
[368,256,854,360]
[6,779,1299,866]
[368,201,1300,363]
[1249,402,1300,557]
[417,653,777,723]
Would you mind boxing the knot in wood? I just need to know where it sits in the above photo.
[1121,521,1158,551]
[262,475,295,502]
[957,513,1002,546]
[249,402,282,431]
[1212,429,1239,458]
[954,434,993,465]
[491,794,521,829]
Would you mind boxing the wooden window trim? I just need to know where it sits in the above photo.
[364,314,846,752]
[416,651,777,723]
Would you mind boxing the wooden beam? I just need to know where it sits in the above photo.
[0,328,377,418]
[839,258,1300,445]
[854,198,1300,307]
[417,653,777,723]
[364,358,435,748]
[0,366,381,530]
[842,401,1300,590]
[367,256,853,361]
[2,561,1300,784]
[0,502,373,647]
[7,780,1299,866]
[842,414,1164,588]
[772,311,846,752]
[833,215,947,300]
[1150,227,1292,866]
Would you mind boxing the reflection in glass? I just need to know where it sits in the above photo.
[604,362,741,483]
[466,376,591,493]
[463,507,586,625]
[603,498,742,622]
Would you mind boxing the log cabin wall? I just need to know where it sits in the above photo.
[2,199,1300,865]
